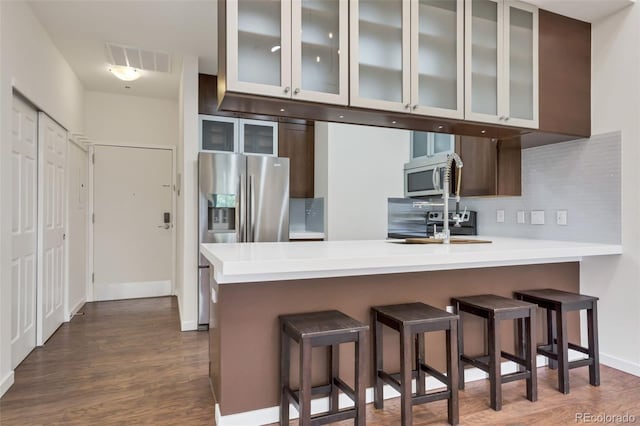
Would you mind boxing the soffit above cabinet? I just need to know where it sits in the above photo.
[525,0,634,23]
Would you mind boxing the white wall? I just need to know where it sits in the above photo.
[579,5,640,375]
[84,91,178,146]
[66,142,89,320]
[175,56,199,331]
[462,132,621,244]
[0,1,85,396]
[315,122,410,240]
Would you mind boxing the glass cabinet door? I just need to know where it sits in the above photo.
[411,0,464,119]
[431,133,455,156]
[227,0,291,98]
[291,0,349,105]
[350,0,410,112]
[504,2,538,128]
[200,116,238,153]
[240,119,278,156]
[465,0,503,124]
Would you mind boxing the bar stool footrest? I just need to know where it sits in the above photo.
[310,408,357,426]
[333,377,355,402]
[461,354,490,373]
[500,351,527,367]
[502,371,531,384]
[419,362,449,386]
[569,358,594,369]
[412,389,451,406]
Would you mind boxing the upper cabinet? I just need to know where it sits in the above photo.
[225,0,348,104]
[200,115,278,156]
[465,0,538,128]
[350,0,464,119]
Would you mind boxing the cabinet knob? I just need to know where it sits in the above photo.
[294,88,300,95]
[499,116,505,120]
[284,86,290,93]
[404,103,410,109]
[504,116,510,121]
[412,104,418,110]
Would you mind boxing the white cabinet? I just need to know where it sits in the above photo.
[225,0,349,105]
[350,0,464,119]
[465,0,538,128]
[200,115,278,156]
[410,131,455,162]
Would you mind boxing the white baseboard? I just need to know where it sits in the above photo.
[65,297,87,322]
[600,352,640,377]
[215,352,586,426]
[94,280,171,301]
[181,320,197,331]
[0,370,15,398]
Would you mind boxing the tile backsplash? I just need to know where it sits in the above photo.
[461,132,621,244]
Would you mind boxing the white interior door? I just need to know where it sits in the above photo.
[93,146,173,301]
[37,113,67,345]
[11,95,38,367]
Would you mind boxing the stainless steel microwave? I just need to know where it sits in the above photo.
[404,158,449,198]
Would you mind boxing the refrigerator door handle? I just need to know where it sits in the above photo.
[239,174,246,242]
[249,175,255,242]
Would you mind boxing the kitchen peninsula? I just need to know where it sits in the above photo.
[201,237,621,425]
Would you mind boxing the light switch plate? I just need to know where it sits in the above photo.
[496,209,505,223]
[517,210,526,224]
[531,210,545,225]
[557,210,568,226]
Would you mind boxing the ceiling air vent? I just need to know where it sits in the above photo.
[106,43,171,73]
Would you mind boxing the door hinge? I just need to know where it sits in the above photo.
[92,273,95,283]
[92,153,95,164]
[92,213,95,223]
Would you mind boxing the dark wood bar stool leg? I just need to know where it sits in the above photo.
[526,308,538,402]
[330,344,339,413]
[556,306,570,394]
[373,310,384,409]
[515,314,525,373]
[588,302,600,386]
[279,325,290,425]
[547,308,558,369]
[488,317,502,411]
[416,332,426,396]
[356,330,367,426]
[454,300,465,390]
[447,319,460,426]
[400,328,413,426]
[299,338,312,426]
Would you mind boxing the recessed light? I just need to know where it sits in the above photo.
[339,115,344,119]
[271,45,281,53]
[280,108,285,112]
[109,65,141,81]
[392,120,397,124]
[316,56,321,63]
[438,125,443,130]
[328,32,333,39]
[481,130,486,134]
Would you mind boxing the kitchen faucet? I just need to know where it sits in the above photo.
[412,153,464,244]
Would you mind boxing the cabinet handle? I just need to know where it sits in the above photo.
[284,86,290,93]
[504,116,510,121]
[294,88,300,95]
[404,103,410,109]
[499,116,504,120]
[412,105,418,110]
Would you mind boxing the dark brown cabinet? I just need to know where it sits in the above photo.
[278,122,315,198]
[456,136,521,197]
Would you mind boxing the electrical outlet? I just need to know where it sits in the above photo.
[445,305,455,314]
[517,210,525,224]
[557,210,568,226]
[531,210,545,225]
[496,209,505,223]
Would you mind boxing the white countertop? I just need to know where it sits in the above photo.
[200,237,622,284]
[289,231,325,240]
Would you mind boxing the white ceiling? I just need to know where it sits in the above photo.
[28,0,218,100]
[525,0,635,23]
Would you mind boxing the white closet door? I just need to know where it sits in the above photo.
[11,96,38,368]
[37,113,67,345]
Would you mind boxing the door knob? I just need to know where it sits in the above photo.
[294,88,300,95]
[284,86,290,93]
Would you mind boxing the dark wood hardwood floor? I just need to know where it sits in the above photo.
[1,296,639,425]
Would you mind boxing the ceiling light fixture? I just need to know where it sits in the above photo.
[271,45,281,53]
[109,65,141,81]
[280,108,285,112]
[392,120,397,124]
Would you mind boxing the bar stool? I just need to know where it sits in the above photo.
[452,294,537,411]
[279,310,368,426]
[514,288,599,394]
[372,303,459,426]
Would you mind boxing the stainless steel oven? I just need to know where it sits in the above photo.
[404,158,448,198]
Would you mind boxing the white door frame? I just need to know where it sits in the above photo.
[87,142,177,302]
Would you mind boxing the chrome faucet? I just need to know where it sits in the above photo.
[412,153,464,244]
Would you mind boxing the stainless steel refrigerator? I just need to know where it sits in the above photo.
[198,152,290,327]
